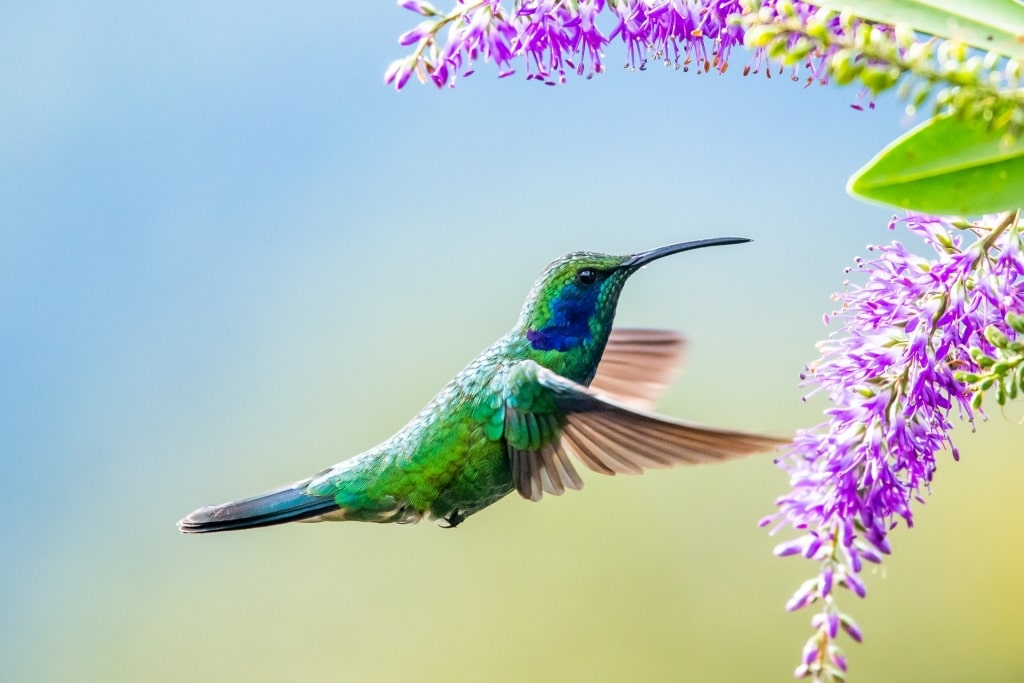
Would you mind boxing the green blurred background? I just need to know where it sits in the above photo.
[3,3,1023,681]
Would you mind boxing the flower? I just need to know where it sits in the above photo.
[605,0,746,74]
[388,1,1024,137]
[386,0,836,90]
[765,213,1024,681]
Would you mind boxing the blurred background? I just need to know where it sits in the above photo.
[2,2,1023,681]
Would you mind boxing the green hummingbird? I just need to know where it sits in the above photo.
[179,237,783,533]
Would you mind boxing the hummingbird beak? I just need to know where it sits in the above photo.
[620,237,752,270]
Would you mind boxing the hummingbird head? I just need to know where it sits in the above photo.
[514,237,750,380]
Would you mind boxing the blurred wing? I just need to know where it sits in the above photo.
[589,328,686,409]
[503,360,786,502]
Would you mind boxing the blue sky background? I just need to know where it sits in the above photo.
[2,3,1023,681]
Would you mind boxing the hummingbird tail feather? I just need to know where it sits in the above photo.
[178,481,338,533]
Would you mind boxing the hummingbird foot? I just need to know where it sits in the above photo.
[439,510,466,529]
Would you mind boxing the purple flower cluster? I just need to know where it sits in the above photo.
[386,0,826,89]
[765,214,1024,680]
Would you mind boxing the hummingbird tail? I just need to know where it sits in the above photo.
[178,480,339,534]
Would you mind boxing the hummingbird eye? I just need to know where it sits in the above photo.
[575,268,598,286]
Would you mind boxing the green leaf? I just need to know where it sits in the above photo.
[811,0,1024,60]
[847,114,1024,214]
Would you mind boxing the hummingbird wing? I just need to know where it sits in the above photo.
[503,360,785,502]
[589,328,686,409]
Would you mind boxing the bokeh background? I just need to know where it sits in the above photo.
[3,3,1023,681]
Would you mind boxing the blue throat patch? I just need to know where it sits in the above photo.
[527,285,598,352]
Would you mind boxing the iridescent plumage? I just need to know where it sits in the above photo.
[179,238,784,533]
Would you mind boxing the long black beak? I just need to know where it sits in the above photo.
[620,237,751,269]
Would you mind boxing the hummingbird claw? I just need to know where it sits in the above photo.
[440,510,466,528]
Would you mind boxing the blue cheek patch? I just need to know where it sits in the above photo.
[527,285,598,352]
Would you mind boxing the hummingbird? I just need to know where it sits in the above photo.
[179,237,783,533]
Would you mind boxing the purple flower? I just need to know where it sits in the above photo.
[387,0,840,90]
[400,0,440,15]
[766,213,1024,680]
[606,0,745,73]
